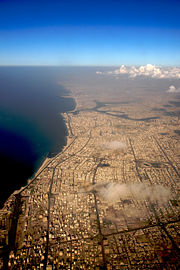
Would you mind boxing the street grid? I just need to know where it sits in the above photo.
[0,86,180,269]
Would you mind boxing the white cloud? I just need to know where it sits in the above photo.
[119,64,128,74]
[167,85,180,93]
[99,182,171,204]
[96,71,103,75]
[86,182,171,204]
[96,64,180,79]
[100,140,126,150]
[105,141,126,150]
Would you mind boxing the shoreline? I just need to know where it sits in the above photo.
[33,91,77,176]
[17,98,77,195]
[0,90,77,210]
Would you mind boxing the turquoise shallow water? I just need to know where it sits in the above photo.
[0,67,75,207]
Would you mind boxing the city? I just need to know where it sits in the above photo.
[0,84,179,269]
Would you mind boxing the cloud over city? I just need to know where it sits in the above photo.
[167,85,180,93]
[100,140,126,151]
[96,64,180,79]
[87,182,171,204]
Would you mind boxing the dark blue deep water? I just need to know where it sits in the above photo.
[0,67,75,208]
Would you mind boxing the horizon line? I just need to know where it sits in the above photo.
[0,64,180,68]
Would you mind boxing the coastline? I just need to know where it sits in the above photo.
[17,95,77,196]
[34,92,77,174]
[0,90,76,210]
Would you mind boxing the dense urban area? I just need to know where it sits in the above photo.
[0,81,180,269]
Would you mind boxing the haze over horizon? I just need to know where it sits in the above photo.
[0,0,180,66]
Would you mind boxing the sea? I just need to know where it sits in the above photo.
[0,67,75,208]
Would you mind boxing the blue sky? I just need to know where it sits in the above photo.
[0,0,180,66]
